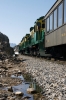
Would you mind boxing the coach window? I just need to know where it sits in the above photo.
[58,3,63,27]
[64,0,66,23]
[50,14,53,31]
[54,9,57,29]
[47,17,49,32]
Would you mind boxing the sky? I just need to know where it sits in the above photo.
[0,0,56,45]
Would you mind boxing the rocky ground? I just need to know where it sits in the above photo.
[1,53,66,100]
[0,54,26,100]
[18,55,66,100]
[0,53,46,100]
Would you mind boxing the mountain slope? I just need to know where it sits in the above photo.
[10,43,16,47]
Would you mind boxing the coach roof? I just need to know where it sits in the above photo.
[44,0,62,19]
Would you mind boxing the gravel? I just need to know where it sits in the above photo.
[19,55,66,100]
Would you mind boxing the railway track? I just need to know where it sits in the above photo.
[20,54,66,65]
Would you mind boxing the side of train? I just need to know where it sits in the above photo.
[19,0,66,58]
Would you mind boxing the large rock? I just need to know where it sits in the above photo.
[15,91,24,96]
[7,86,13,92]
[0,32,14,56]
[27,88,36,94]
[0,32,9,42]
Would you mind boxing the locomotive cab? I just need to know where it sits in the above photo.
[29,16,46,56]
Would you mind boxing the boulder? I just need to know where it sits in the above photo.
[0,32,14,56]
[7,86,13,92]
[27,88,36,94]
[18,70,22,74]
[15,91,24,96]
[7,96,15,100]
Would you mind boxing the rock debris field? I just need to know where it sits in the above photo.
[0,54,26,100]
[0,53,46,100]
[19,55,66,100]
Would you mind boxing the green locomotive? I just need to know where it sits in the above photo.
[19,16,47,56]
[19,34,30,54]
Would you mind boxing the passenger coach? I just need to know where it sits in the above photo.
[45,0,66,58]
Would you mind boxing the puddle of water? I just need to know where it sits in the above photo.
[13,83,33,100]
[1,74,42,100]
[18,75,24,81]
[11,74,24,81]
[11,74,33,100]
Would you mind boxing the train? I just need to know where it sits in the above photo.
[19,0,66,58]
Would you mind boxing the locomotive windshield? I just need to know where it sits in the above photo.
[42,24,45,28]
[37,22,41,28]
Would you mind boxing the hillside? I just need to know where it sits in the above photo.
[10,43,16,47]
[0,32,14,55]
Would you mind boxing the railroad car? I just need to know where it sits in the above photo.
[19,0,66,58]
[44,0,66,58]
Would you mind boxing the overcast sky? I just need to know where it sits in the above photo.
[0,0,56,44]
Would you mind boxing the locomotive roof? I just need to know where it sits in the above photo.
[37,16,44,20]
[44,0,62,19]
[25,34,30,37]
[35,16,44,23]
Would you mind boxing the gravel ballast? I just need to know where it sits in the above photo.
[19,55,66,100]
